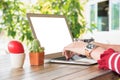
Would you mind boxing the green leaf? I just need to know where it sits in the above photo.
[0,28,2,33]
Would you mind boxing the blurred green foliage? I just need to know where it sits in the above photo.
[32,0,87,38]
[0,0,33,45]
[0,0,88,46]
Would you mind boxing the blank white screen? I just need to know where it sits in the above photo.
[30,17,73,54]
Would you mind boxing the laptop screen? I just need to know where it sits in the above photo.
[27,13,73,55]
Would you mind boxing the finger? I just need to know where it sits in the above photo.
[64,51,70,60]
[64,51,73,60]
[69,51,74,58]
[65,51,75,60]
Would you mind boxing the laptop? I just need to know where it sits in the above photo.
[27,13,97,65]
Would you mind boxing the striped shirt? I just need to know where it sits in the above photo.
[98,48,120,74]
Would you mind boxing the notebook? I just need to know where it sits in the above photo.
[27,13,97,65]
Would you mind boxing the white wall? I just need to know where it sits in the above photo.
[82,31,120,44]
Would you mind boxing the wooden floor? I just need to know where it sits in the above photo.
[0,54,119,80]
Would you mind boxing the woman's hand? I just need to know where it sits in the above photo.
[62,41,87,60]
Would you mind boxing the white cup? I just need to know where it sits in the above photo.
[10,53,25,68]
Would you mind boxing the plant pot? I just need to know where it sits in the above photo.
[10,53,25,68]
[29,52,44,66]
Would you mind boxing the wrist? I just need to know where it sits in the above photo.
[90,47,105,60]
[85,43,97,58]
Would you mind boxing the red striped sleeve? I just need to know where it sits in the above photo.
[117,56,120,73]
[97,48,120,74]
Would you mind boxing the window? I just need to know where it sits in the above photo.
[88,0,120,31]
[97,1,109,31]
[90,5,96,27]
[110,0,120,30]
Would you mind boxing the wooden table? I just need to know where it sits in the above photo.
[0,54,119,80]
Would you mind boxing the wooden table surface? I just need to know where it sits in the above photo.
[0,54,119,80]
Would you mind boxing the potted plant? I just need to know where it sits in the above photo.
[29,39,44,66]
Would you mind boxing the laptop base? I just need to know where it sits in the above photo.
[49,55,97,66]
